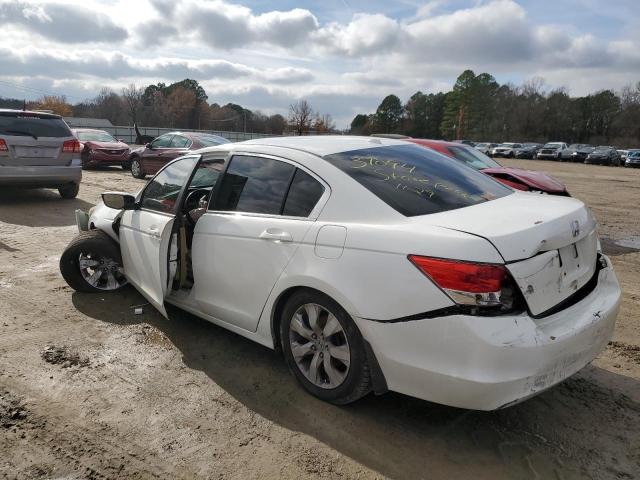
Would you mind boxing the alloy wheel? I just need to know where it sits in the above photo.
[288,303,351,389]
[131,160,142,177]
[78,253,127,291]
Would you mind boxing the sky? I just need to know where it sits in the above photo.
[1,0,639,127]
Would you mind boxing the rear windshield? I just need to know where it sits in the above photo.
[0,112,71,138]
[76,130,116,142]
[324,144,512,217]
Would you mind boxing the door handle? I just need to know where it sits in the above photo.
[148,225,161,238]
[259,229,293,242]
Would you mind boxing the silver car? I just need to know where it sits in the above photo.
[0,109,82,198]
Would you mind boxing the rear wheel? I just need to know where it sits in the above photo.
[58,183,79,199]
[280,290,371,404]
[130,157,145,179]
[59,230,127,293]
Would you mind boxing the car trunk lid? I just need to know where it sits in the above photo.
[1,136,70,166]
[413,193,598,315]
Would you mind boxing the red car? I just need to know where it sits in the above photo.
[73,129,131,170]
[408,138,569,195]
[129,131,230,178]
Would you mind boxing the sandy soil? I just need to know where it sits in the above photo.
[1,160,639,479]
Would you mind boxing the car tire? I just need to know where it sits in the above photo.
[58,182,79,199]
[130,157,145,179]
[59,230,127,293]
[280,290,371,405]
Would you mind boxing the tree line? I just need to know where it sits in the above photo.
[351,70,640,147]
[0,79,335,136]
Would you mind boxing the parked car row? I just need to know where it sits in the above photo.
[0,108,233,198]
[74,128,231,178]
[474,140,639,166]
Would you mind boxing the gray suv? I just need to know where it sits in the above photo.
[0,109,82,198]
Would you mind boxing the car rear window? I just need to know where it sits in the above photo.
[214,155,295,215]
[0,112,71,138]
[324,144,512,217]
[282,169,325,217]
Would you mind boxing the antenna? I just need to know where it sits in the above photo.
[23,99,26,111]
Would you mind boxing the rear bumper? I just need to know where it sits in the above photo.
[0,163,82,187]
[355,257,621,410]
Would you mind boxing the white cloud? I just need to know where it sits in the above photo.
[0,0,127,43]
[1,0,639,127]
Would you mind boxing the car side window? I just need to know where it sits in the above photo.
[282,169,325,217]
[213,155,295,215]
[189,159,225,189]
[151,134,173,148]
[140,156,198,214]
[170,135,190,148]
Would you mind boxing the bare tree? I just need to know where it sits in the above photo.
[288,99,313,135]
[313,113,336,133]
[121,84,143,125]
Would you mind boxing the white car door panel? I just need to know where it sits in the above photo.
[117,155,198,317]
[119,210,175,317]
[192,213,314,332]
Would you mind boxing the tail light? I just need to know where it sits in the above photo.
[408,255,514,309]
[62,139,81,153]
[0,139,8,152]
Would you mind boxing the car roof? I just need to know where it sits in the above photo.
[0,108,62,119]
[406,138,459,148]
[72,128,109,133]
[237,135,409,156]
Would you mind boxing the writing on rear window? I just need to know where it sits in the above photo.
[324,144,512,217]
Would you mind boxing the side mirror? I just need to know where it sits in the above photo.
[102,192,137,210]
[146,142,153,149]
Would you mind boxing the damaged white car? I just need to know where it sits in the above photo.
[60,136,621,410]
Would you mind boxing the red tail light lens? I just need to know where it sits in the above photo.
[62,139,81,153]
[0,139,7,151]
[408,255,510,306]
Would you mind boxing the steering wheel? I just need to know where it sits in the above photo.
[185,189,209,210]
[185,189,210,226]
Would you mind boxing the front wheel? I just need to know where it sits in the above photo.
[130,157,145,179]
[58,183,79,199]
[280,290,371,405]
[59,230,127,293]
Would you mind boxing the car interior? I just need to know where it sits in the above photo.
[171,158,225,290]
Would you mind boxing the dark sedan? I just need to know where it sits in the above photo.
[514,143,543,159]
[129,132,230,178]
[585,146,621,166]
[73,129,130,169]
[561,144,592,161]
[568,145,595,163]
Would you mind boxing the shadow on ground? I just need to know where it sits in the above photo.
[0,188,93,227]
[72,289,640,479]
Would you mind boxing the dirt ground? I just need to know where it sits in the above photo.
[1,159,639,480]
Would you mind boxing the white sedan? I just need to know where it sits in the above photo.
[60,136,621,410]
